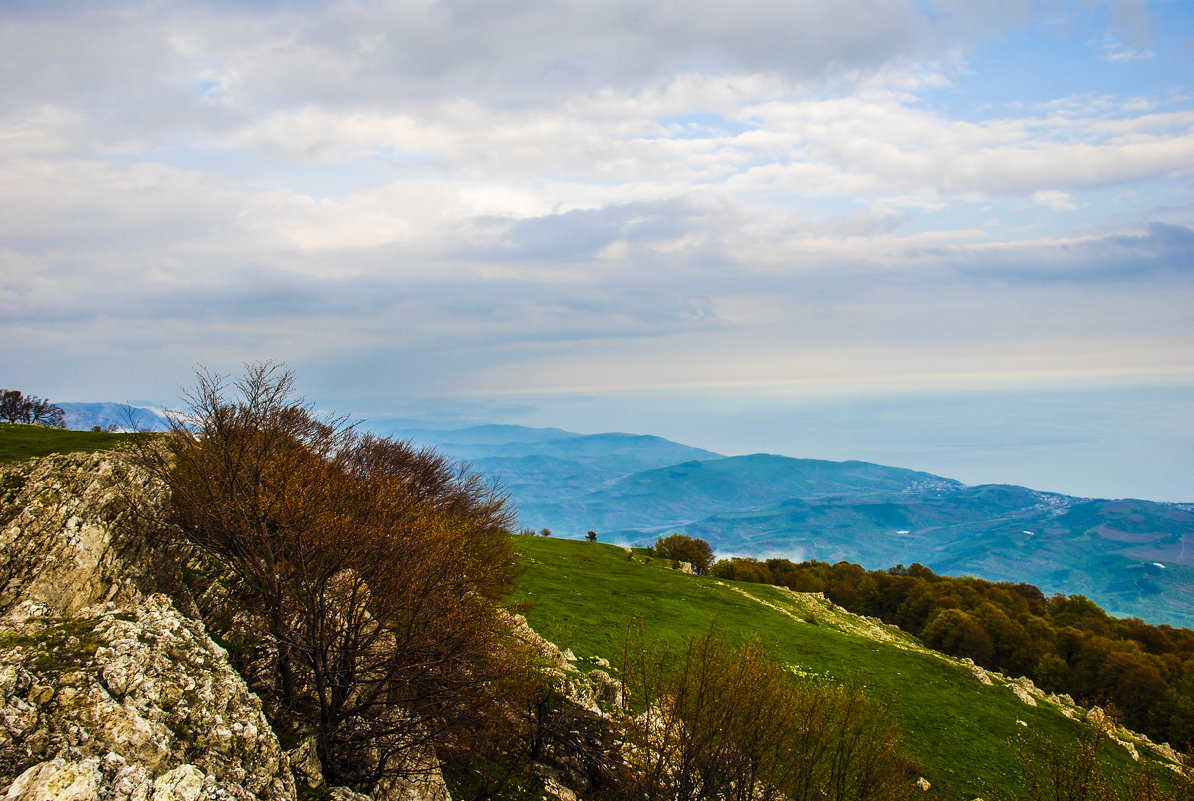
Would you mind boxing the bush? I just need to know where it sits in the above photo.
[618,627,923,801]
[136,364,533,789]
[651,533,715,575]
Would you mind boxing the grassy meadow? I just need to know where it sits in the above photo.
[512,535,1148,801]
[0,423,151,463]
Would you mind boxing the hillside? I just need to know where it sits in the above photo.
[512,536,1174,800]
[395,423,1194,627]
[0,422,155,462]
[36,413,1194,622]
[0,425,1187,801]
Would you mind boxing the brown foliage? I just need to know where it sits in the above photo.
[617,627,922,801]
[135,363,528,788]
[711,556,1194,750]
[1005,710,1194,801]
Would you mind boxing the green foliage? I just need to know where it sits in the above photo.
[709,555,1194,752]
[650,533,714,574]
[0,617,103,673]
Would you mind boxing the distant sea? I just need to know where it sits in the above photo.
[352,381,1194,504]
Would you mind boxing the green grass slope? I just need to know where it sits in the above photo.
[0,423,150,463]
[513,536,1156,801]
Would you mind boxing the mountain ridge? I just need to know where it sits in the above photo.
[51,412,1194,626]
[392,422,1194,627]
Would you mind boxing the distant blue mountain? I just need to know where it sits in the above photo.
[58,402,170,432]
[398,421,1194,627]
[395,425,722,479]
[61,407,1190,626]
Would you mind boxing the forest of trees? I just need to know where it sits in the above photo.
[712,555,1194,751]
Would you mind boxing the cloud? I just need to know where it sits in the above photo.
[455,198,702,263]
[940,223,1194,284]
[1,0,1193,411]
[1103,0,1156,60]
[1032,190,1079,210]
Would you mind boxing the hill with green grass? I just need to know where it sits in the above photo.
[1,418,1186,800]
[512,535,1177,800]
[0,422,151,463]
[394,423,1194,628]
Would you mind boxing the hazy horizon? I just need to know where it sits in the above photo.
[6,1,1193,504]
[345,380,1194,505]
[65,373,1194,505]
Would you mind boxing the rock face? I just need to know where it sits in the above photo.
[0,453,296,801]
[0,453,168,616]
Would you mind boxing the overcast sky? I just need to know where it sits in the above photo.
[3,1,1193,499]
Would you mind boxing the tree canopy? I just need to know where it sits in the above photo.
[136,363,531,788]
[651,533,715,575]
[711,555,1194,751]
[0,389,65,427]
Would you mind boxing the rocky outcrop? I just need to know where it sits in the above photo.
[0,453,296,801]
[0,453,170,617]
[0,451,475,801]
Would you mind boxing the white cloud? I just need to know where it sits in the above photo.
[1032,190,1079,210]
[0,0,1192,414]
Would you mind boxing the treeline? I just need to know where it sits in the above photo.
[712,556,1194,750]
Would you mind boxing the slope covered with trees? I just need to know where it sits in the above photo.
[712,555,1194,753]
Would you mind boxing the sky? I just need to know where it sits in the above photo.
[2,0,1193,501]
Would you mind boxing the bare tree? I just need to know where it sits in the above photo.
[618,627,922,801]
[135,363,531,789]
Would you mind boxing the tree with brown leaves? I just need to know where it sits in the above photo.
[137,363,530,789]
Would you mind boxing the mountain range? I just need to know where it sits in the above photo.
[390,422,1194,628]
[55,408,1192,627]
[58,401,171,431]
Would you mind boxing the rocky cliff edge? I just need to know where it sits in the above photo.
[0,452,296,801]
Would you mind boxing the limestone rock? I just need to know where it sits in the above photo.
[0,454,295,801]
[330,788,374,801]
[372,743,451,801]
[1007,676,1042,707]
[508,614,569,669]
[285,736,325,790]
[0,454,169,619]
[4,758,101,801]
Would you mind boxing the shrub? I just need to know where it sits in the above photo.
[136,363,532,789]
[651,534,715,575]
[618,627,922,801]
